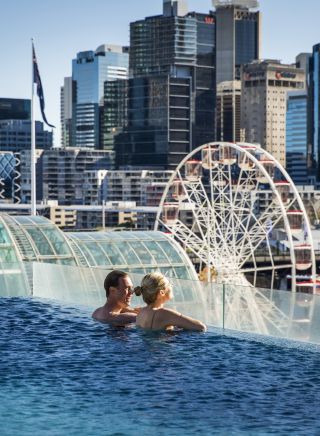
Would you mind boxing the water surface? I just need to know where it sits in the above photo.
[1,298,320,435]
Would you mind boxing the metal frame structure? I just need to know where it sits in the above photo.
[155,142,316,334]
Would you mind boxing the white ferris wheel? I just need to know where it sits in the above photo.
[155,142,317,337]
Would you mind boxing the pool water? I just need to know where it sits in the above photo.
[1,298,320,436]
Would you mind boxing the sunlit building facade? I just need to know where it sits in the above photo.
[241,60,305,166]
[63,45,129,150]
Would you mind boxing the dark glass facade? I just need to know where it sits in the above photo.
[0,120,53,153]
[102,80,128,153]
[0,98,31,121]
[216,6,260,84]
[235,10,260,78]
[116,12,216,170]
[308,44,320,182]
[286,92,308,185]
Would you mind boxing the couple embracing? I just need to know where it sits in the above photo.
[92,270,206,332]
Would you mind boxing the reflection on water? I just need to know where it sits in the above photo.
[1,297,320,436]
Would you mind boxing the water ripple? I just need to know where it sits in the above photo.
[0,298,320,435]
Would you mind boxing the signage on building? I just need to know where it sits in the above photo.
[275,71,297,79]
[244,71,265,80]
[205,16,215,24]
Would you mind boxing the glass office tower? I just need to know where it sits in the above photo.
[308,43,320,182]
[0,98,30,120]
[116,2,216,170]
[214,0,260,142]
[70,45,128,149]
[214,0,260,84]
[286,91,308,185]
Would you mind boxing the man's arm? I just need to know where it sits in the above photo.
[108,311,137,326]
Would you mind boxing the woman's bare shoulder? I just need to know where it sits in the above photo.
[157,307,180,318]
[157,307,181,320]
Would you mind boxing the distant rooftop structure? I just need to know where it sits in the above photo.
[163,0,188,17]
[212,0,259,9]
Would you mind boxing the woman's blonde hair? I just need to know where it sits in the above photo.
[134,272,169,305]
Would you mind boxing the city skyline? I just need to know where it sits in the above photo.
[1,0,320,146]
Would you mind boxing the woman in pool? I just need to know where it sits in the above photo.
[134,272,206,332]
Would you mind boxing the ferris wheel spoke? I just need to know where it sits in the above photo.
[182,181,222,243]
[236,200,284,260]
[158,218,211,265]
[175,170,217,243]
[240,264,293,274]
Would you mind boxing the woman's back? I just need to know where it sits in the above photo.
[134,272,206,332]
[136,307,159,330]
[136,306,206,332]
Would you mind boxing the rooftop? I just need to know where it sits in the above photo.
[212,0,259,9]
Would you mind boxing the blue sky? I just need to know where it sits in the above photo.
[1,0,320,145]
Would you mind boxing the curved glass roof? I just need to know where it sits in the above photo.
[0,214,76,266]
[67,231,197,280]
[0,215,198,282]
[0,215,30,295]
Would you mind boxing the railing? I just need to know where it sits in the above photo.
[2,261,320,344]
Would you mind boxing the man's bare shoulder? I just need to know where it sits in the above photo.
[92,306,136,325]
[92,306,109,322]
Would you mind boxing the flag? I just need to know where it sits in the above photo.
[32,43,55,128]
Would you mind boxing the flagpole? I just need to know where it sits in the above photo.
[31,38,36,216]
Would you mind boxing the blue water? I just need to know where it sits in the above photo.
[1,298,320,436]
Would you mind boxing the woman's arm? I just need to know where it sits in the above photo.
[158,308,206,332]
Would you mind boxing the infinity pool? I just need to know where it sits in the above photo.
[1,298,320,435]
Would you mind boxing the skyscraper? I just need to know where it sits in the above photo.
[0,120,52,153]
[60,77,74,148]
[308,44,320,182]
[214,0,260,141]
[0,98,30,120]
[286,91,308,185]
[61,45,129,149]
[241,60,305,167]
[116,0,216,170]
[214,0,261,84]
[216,81,242,141]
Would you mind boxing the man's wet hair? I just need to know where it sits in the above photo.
[104,270,128,298]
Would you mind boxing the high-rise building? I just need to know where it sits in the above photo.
[214,0,260,142]
[308,44,320,182]
[19,148,113,205]
[102,79,128,153]
[216,80,242,141]
[0,152,19,203]
[0,98,52,155]
[0,98,30,121]
[296,53,311,89]
[61,45,129,150]
[286,91,308,185]
[214,0,261,84]
[60,77,74,147]
[241,60,305,166]
[116,0,216,169]
[0,120,53,153]
[117,0,261,167]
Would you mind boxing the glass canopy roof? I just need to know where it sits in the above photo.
[0,214,197,281]
[66,231,197,280]
[0,215,30,294]
[0,214,76,265]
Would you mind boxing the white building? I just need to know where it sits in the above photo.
[241,60,305,166]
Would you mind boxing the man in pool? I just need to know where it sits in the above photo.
[92,270,139,325]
